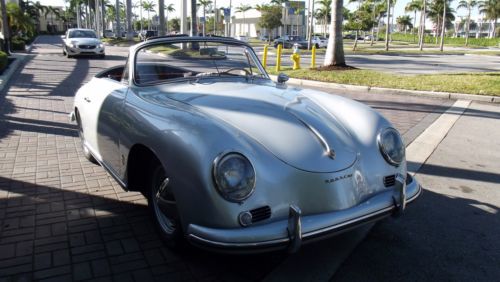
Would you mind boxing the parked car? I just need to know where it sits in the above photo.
[62,28,105,58]
[259,35,269,41]
[139,30,158,41]
[234,35,249,42]
[104,30,115,38]
[343,33,364,40]
[311,36,328,48]
[274,35,305,48]
[71,36,421,253]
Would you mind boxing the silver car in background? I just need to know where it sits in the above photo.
[63,28,105,58]
[71,36,421,253]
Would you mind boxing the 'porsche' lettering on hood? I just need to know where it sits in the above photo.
[152,82,358,173]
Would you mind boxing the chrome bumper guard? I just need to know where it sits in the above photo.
[187,173,422,254]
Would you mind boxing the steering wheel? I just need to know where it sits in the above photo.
[220,68,251,76]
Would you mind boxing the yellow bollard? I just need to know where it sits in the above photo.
[311,45,316,69]
[291,52,300,70]
[275,44,282,72]
[262,45,268,68]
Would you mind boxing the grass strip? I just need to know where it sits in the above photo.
[267,67,500,96]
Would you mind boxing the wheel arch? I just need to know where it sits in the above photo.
[126,143,162,192]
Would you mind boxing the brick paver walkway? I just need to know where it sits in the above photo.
[0,36,452,281]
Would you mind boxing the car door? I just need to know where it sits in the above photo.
[95,77,129,177]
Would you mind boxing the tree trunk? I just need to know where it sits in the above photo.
[465,8,470,46]
[126,0,132,39]
[385,0,391,51]
[435,17,439,44]
[439,2,446,51]
[190,0,198,37]
[1,0,10,54]
[324,0,345,66]
[115,0,121,38]
[370,26,375,46]
[353,30,358,51]
[159,0,165,36]
[419,0,426,50]
[413,10,417,42]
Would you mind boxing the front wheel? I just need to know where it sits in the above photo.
[148,163,184,248]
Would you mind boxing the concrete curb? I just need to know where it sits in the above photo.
[269,75,499,103]
[0,53,31,93]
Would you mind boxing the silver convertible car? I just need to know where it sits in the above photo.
[71,36,421,253]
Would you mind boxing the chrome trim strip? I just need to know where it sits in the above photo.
[188,233,290,248]
[302,206,394,239]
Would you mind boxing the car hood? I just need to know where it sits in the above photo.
[149,81,358,173]
[67,38,101,45]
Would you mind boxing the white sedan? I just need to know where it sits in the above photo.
[62,28,105,58]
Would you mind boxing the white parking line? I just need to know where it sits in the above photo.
[406,100,471,176]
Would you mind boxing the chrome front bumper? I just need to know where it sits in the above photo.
[66,46,105,55]
[187,173,422,253]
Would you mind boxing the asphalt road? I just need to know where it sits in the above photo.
[0,35,498,281]
[254,46,500,74]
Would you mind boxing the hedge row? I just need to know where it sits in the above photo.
[382,32,500,47]
[0,51,8,72]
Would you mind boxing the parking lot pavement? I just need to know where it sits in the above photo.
[333,101,500,281]
[0,35,455,281]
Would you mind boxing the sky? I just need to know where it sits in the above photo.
[40,0,484,24]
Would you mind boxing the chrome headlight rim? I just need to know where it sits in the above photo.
[212,152,256,203]
[377,127,405,167]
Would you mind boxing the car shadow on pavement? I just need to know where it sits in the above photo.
[0,175,286,281]
[333,183,500,281]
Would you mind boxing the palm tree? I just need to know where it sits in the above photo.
[405,0,422,41]
[164,3,175,33]
[396,15,412,33]
[235,4,252,36]
[457,0,478,45]
[427,0,455,44]
[419,0,427,49]
[142,0,155,30]
[478,0,499,38]
[324,0,345,66]
[315,0,331,37]
[384,0,392,50]
[198,0,212,36]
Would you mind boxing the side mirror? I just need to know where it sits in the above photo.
[277,73,289,84]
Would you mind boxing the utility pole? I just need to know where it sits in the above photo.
[1,0,10,54]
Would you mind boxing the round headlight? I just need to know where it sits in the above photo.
[213,153,256,202]
[378,128,405,166]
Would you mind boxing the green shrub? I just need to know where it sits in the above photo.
[0,51,8,72]
[10,37,26,51]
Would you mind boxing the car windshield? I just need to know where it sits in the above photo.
[134,40,268,85]
[69,30,97,38]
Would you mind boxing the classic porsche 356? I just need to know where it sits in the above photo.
[71,35,421,253]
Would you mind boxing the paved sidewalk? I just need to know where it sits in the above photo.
[0,35,455,281]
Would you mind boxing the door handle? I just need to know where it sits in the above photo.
[84,97,91,103]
